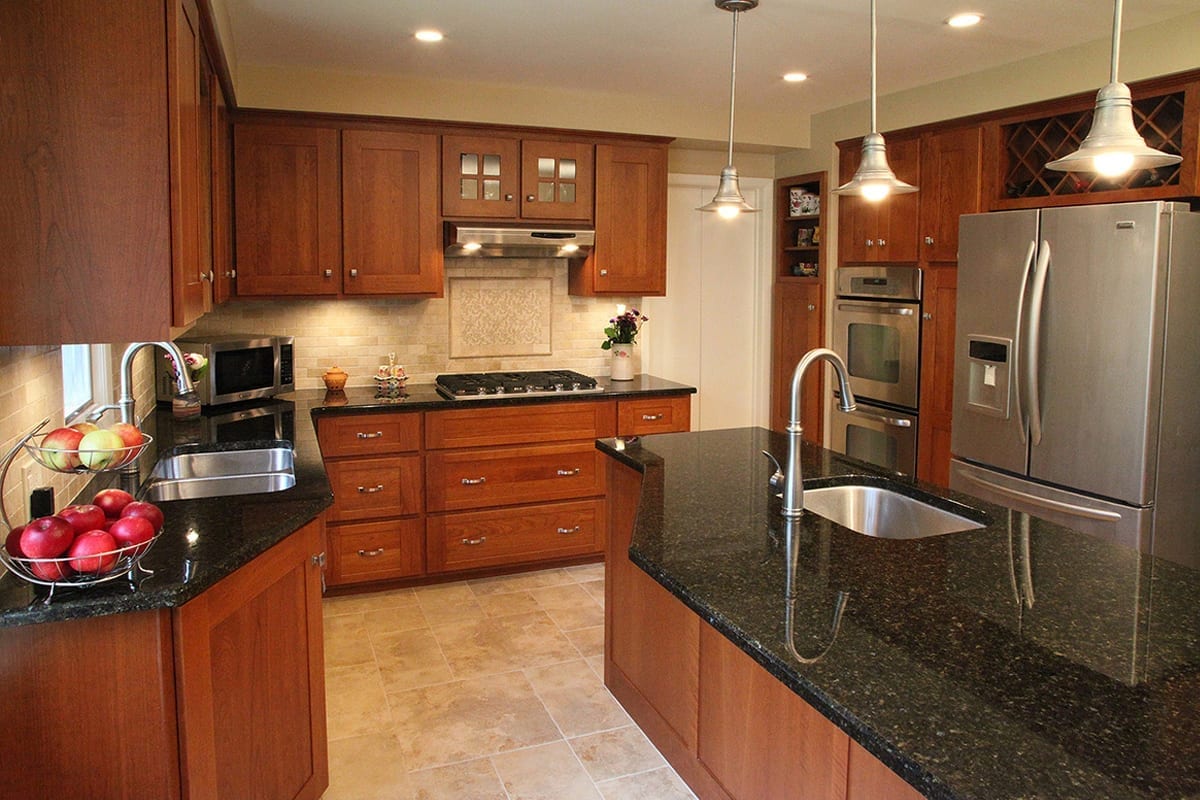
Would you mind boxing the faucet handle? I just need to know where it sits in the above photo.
[761,450,785,492]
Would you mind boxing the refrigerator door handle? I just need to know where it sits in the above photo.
[1026,240,1051,446]
[955,469,1122,522]
[1012,240,1037,444]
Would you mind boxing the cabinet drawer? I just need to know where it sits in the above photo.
[428,500,603,572]
[318,413,421,457]
[326,455,423,521]
[617,395,691,435]
[327,519,424,586]
[425,401,616,449]
[427,443,605,512]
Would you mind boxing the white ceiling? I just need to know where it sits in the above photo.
[224,0,1198,124]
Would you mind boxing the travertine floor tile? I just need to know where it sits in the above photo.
[433,611,581,676]
[596,766,698,800]
[526,659,631,738]
[323,613,376,669]
[362,600,427,635]
[373,627,454,693]
[389,671,560,770]
[491,740,603,800]
[324,587,417,617]
[569,726,666,783]
[468,568,574,596]
[407,757,508,800]
[580,578,606,605]
[325,663,393,741]
[566,562,605,583]
[565,624,605,658]
[324,731,411,800]
[414,582,485,626]
[531,582,595,610]
[477,590,542,618]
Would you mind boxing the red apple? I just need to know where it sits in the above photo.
[29,558,74,581]
[40,427,84,470]
[108,515,156,555]
[19,515,74,559]
[4,525,25,557]
[78,429,124,470]
[108,423,145,465]
[120,501,164,532]
[68,530,119,574]
[58,504,107,536]
[93,488,135,519]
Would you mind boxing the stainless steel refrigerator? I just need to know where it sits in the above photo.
[949,201,1200,568]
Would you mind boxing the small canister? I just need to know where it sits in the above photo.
[322,366,349,391]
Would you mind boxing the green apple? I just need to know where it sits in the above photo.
[77,429,124,470]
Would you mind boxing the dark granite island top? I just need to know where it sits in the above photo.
[599,427,1200,800]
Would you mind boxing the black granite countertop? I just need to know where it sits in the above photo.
[599,427,1200,800]
[0,375,693,628]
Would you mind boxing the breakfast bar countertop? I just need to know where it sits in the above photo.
[599,426,1200,800]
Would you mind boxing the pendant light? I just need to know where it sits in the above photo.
[833,0,917,202]
[1045,0,1181,177]
[698,0,759,218]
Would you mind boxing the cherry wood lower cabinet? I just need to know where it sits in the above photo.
[770,280,825,440]
[617,394,691,436]
[428,499,604,572]
[605,459,924,800]
[174,517,328,800]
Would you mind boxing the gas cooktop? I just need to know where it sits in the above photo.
[435,370,602,400]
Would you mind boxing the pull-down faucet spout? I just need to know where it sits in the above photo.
[781,348,856,517]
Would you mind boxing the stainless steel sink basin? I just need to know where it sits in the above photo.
[804,483,984,539]
[143,444,296,501]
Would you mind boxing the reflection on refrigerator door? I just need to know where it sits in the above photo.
[830,399,917,476]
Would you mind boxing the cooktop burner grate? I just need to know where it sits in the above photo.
[435,370,602,399]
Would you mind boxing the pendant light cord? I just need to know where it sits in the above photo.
[1109,0,1122,84]
[720,8,739,167]
[869,0,877,134]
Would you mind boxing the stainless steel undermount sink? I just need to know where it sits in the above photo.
[142,444,296,502]
[803,481,985,540]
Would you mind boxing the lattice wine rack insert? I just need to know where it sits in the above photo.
[1002,90,1184,199]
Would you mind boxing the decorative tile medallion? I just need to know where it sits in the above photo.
[449,277,552,358]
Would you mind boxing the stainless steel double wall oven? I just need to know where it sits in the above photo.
[829,266,922,475]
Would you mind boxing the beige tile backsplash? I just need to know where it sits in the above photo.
[187,260,640,389]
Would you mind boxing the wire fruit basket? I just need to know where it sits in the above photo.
[23,430,152,473]
[0,533,161,601]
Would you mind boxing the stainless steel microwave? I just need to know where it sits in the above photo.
[156,334,294,407]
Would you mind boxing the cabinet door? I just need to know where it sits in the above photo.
[520,141,594,221]
[442,134,520,218]
[343,129,443,295]
[876,135,920,263]
[174,518,328,800]
[837,141,873,264]
[847,740,924,800]
[577,143,668,295]
[770,282,824,442]
[234,123,341,295]
[919,126,982,263]
[916,265,957,487]
[168,0,207,326]
[326,455,424,522]
[211,68,235,305]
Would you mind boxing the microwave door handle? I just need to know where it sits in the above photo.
[1026,240,1051,447]
[1011,240,1037,444]
[835,303,915,316]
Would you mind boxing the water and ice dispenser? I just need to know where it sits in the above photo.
[964,336,1011,418]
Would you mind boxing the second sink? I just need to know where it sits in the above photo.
[804,480,984,540]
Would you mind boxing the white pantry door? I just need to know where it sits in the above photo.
[641,174,773,431]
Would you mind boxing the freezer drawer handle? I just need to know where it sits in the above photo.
[956,471,1122,522]
[356,548,386,558]
[848,409,912,428]
[461,476,487,485]
[836,303,915,316]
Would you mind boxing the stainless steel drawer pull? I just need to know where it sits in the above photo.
[556,468,581,477]
[556,526,581,535]
[356,431,384,439]
[357,484,385,493]
[356,548,385,558]
[461,476,487,485]
[461,536,488,546]
[641,413,664,421]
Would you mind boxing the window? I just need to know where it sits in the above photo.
[61,344,113,423]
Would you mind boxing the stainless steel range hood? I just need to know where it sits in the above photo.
[444,223,595,258]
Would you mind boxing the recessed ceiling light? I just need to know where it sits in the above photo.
[414,29,444,43]
[945,12,982,28]
[783,72,809,83]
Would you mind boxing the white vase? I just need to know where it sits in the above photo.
[610,343,636,381]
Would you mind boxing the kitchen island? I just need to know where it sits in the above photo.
[601,427,1200,800]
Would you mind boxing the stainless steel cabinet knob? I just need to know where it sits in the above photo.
[807,304,816,311]
[526,194,535,202]
[865,239,874,247]
[599,269,608,276]
[922,312,933,320]
[200,270,214,282]
[924,236,935,245]
[878,238,887,247]
[324,269,333,278]
[505,194,514,201]
[349,268,359,278]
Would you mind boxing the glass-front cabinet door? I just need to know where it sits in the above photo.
[442,134,520,218]
[519,140,594,222]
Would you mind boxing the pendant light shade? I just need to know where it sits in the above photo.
[832,0,917,201]
[1045,0,1181,176]
[698,0,759,217]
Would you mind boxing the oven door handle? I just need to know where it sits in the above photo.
[835,303,915,316]
[844,408,913,428]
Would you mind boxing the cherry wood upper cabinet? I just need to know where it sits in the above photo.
[441,134,521,219]
[919,126,983,263]
[169,0,206,327]
[343,130,443,295]
[233,123,342,296]
[518,140,595,221]
[837,136,921,265]
[571,142,668,296]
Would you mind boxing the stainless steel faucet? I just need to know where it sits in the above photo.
[781,348,856,517]
[118,342,195,425]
